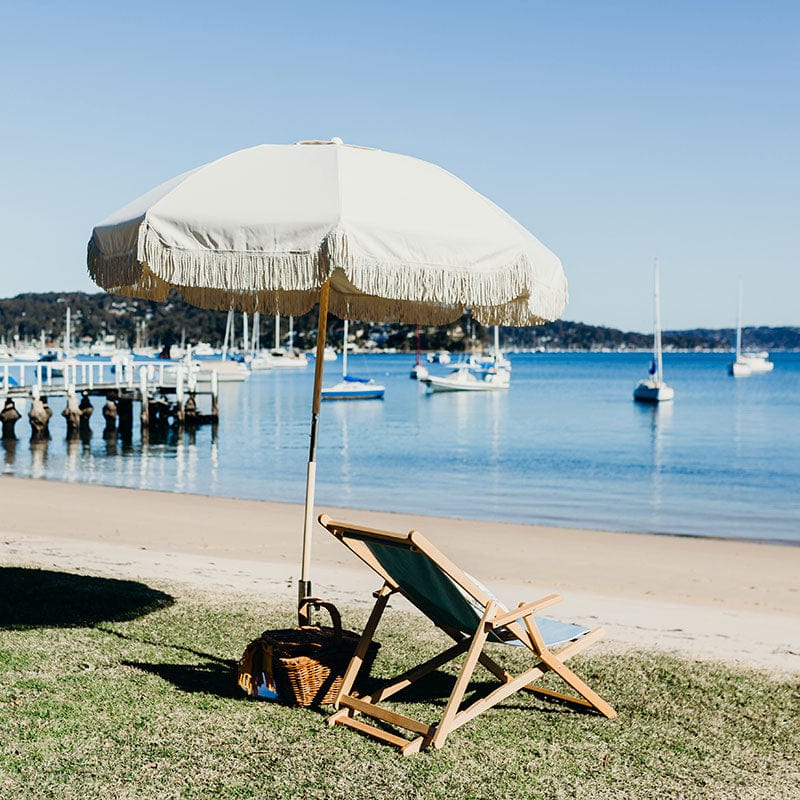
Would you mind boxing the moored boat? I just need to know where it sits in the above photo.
[423,363,509,393]
[321,320,385,400]
[634,259,674,403]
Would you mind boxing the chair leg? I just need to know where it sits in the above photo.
[521,621,617,719]
[539,652,617,719]
[333,583,393,707]
[480,627,616,719]
[430,601,496,749]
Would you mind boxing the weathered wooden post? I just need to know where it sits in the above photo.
[102,392,118,434]
[61,391,81,436]
[117,395,133,438]
[1,398,21,440]
[183,392,197,424]
[29,391,53,441]
[211,371,219,419]
[139,368,149,428]
[79,392,93,436]
[175,365,185,424]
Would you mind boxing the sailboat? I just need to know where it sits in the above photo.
[422,325,510,392]
[423,363,510,392]
[728,282,773,376]
[268,314,308,368]
[321,319,385,400]
[465,326,512,374]
[633,259,675,403]
[410,326,429,380]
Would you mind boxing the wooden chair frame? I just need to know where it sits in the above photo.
[319,515,616,755]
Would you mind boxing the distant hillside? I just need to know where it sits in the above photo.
[0,291,798,352]
[663,327,800,351]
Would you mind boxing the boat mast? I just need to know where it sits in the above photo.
[253,311,260,355]
[654,258,663,384]
[289,316,294,352]
[242,313,249,353]
[735,279,743,360]
[275,314,281,351]
[222,309,233,357]
[493,325,500,361]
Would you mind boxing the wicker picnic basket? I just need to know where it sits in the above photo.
[238,599,379,707]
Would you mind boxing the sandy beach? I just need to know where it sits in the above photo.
[1,476,798,674]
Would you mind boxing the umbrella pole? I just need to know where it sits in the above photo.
[298,279,331,621]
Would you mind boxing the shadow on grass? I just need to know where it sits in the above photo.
[123,658,242,698]
[119,658,588,719]
[0,567,174,629]
[362,668,594,715]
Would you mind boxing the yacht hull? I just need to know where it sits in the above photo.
[321,381,385,401]
[633,380,675,403]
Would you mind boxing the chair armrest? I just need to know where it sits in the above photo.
[491,594,562,628]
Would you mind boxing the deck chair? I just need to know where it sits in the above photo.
[318,514,616,755]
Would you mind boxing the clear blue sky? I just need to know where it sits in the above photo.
[0,1,797,332]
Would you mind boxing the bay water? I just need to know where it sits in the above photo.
[3,352,798,544]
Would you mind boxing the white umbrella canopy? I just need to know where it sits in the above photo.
[88,138,568,612]
[89,138,567,326]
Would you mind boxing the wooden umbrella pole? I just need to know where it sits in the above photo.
[298,278,331,619]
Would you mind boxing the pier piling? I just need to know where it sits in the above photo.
[29,394,53,440]
[117,397,133,437]
[62,392,81,435]
[102,393,118,433]
[1,398,21,440]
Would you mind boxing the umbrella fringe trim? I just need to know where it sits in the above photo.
[328,230,568,324]
[138,224,328,293]
[87,238,144,291]
[88,225,568,325]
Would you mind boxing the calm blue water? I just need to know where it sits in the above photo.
[3,352,799,543]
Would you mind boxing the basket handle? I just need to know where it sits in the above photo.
[298,597,343,643]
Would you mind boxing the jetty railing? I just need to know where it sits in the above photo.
[1,357,219,440]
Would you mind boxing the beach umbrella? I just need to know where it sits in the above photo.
[88,138,568,611]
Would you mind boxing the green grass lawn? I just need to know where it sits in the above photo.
[0,567,798,800]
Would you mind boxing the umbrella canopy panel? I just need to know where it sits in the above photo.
[89,139,568,326]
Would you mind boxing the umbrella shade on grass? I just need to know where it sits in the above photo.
[88,138,569,612]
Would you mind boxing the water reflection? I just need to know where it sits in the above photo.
[30,438,49,478]
[634,402,673,522]
[65,432,80,479]
[103,427,118,456]
[2,438,17,473]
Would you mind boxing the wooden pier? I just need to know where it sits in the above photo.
[1,359,219,441]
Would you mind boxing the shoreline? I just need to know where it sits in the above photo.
[4,473,798,551]
[2,475,799,673]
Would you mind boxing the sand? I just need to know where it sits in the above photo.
[1,476,798,673]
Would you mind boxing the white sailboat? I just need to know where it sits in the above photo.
[269,314,309,368]
[423,363,510,392]
[410,326,429,380]
[633,259,674,403]
[321,319,385,400]
[728,282,773,376]
[422,325,511,393]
